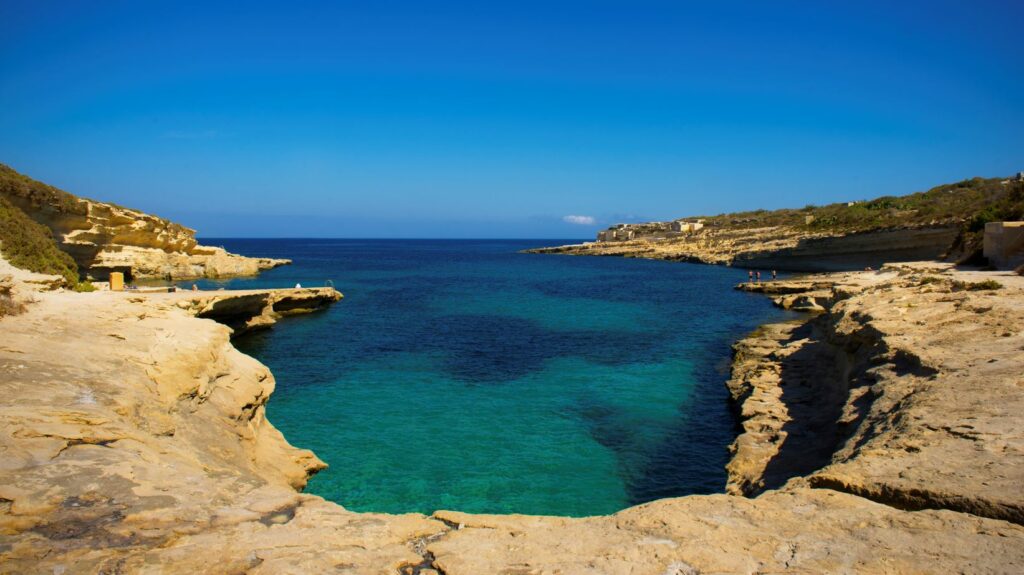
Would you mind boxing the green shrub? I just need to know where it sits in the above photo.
[0,163,86,215]
[690,176,1022,235]
[0,196,79,286]
[952,279,1003,291]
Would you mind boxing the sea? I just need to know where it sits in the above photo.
[182,239,794,517]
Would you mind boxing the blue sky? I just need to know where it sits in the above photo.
[1,1,1022,238]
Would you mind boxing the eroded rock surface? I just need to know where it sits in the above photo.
[2,261,1023,574]
[1,168,289,281]
[726,264,1024,526]
[430,489,1023,575]
[169,287,343,337]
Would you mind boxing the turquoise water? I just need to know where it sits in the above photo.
[186,239,793,517]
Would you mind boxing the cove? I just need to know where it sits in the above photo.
[183,239,794,517]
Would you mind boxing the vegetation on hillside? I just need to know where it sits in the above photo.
[696,177,1024,234]
[0,163,87,215]
[0,196,80,286]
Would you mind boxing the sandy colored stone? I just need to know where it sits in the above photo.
[2,183,289,280]
[2,257,1024,574]
[430,489,1024,575]
[527,226,959,272]
[725,264,1024,525]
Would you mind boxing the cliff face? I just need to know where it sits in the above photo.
[726,263,1024,526]
[528,225,960,271]
[2,259,1023,574]
[535,175,1022,271]
[0,164,289,280]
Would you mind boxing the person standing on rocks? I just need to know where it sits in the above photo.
[771,270,777,281]
[756,271,761,283]
[748,270,754,283]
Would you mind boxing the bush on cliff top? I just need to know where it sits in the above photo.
[696,177,1024,234]
[0,196,79,286]
[0,163,86,215]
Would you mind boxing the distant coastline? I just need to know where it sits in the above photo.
[526,174,1024,273]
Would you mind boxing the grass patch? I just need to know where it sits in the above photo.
[952,279,1003,291]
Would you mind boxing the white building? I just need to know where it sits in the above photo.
[670,220,704,233]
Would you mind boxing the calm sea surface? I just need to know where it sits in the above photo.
[184,239,793,516]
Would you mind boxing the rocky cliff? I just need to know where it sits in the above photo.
[726,263,1024,525]
[0,164,289,281]
[527,225,960,272]
[529,175,1023,271]
[2,258,1023,574]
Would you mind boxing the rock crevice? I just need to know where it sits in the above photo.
[725,263,1024,527]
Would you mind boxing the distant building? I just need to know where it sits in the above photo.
[984,222,1024,269]
[1017,171,1024,182]
[596,227,637,242]
[670,220,704,233]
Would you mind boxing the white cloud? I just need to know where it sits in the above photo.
[562,214,596,225]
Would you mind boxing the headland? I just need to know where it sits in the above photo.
[2,167,1023,573]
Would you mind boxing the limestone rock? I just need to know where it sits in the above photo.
[2,261,1024,573]
[0,167,290,280]
[527,226,960,272]
[725,265,1024,525]
[430,489,1024,575]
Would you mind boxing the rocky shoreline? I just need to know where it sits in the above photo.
[726,263,1024,527]
[525,225,961,272]
[1,164,291,282]
[2,259,1023,573]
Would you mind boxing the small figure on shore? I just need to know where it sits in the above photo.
[771,270,777,281]
[191,284,198,292]
[755,271,761,283]
[748,270,753,283]
[295,282,302,289]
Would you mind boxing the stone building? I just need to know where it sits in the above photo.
[984,221,1024,269]
[596,227,636,242]
[670,220,704,233]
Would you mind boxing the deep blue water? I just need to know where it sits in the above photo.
[183,239,793,516]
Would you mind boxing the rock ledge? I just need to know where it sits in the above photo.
[1,262,1022,574]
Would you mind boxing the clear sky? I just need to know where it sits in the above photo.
[2,1,1022,238]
